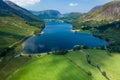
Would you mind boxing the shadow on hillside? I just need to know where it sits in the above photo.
[56,57,92,80]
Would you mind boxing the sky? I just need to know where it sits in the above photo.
[9,0,112,13]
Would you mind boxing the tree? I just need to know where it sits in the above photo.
[73,45,82,51]
[102,71,106,77]
[52,50,68,55]
[87,71,92,76]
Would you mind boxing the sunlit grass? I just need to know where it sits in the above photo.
[1,49,120,80]
[6,55,91,80]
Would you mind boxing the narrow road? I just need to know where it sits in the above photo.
[9,32,34,48]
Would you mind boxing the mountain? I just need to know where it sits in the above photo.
[0,0,44,57]
[63,12,83,19]
[77,1,120,22]
[3,0,43,22]
[0,0,12,16]
[30,10,62,19]
[89,5,102,12]
[73,1,120,29]
[73,0,120,53]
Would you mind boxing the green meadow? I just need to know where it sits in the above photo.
[0,16,40,50]
[0,16,43,70]
[0,49,120,80]
[4,55,91,80]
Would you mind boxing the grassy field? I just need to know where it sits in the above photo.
[86,49,120,80]
[66,50,106,80]
[0,56,32,80]
[0,16,43,71]
[5,55,91,80]
[0,16,40,50]
[0,49,119,80]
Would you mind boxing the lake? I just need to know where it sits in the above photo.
[23,22,108,54]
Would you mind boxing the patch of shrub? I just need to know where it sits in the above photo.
[102,71,106,76]
[52,50,68,55]
[73,45,83,51]
[87,71,92,76]
[83,46,89,49]
[37,55,41,57]
[47,52,50,55]
[28,55,32,57]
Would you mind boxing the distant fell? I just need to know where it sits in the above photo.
[30,10,62,19]
[78,1,120,21]
[1,0,43,22]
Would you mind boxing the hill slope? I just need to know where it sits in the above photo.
[3,0,43,22]
[31,10,62,19]
[63,12,83,19]
[0,50,120,80]
[0,0,44,57]
[73,1,120,53]
[77,1,120,21]
[89,5,102,12]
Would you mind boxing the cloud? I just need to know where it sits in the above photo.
[8,0,41,6]
[69,3,78,7]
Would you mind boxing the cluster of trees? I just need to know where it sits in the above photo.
[52,50,68,55]
[95,21,120,53]
[73,45,109,51]
[34,30,41,35]
[73,45,89,51]
[0,47,11,57]
[108,42,120,53]
[73,19,120,53]
[72,20,110,30]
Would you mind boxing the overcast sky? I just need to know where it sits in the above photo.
[9,0,112,13]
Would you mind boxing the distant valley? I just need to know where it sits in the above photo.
[30,10,83,20]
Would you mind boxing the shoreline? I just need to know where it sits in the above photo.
[18,49,73,57]
[13,25,45,57]
[71,29,80,32]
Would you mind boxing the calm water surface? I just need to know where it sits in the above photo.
[23,22,108,54]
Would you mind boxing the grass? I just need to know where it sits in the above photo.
[0,56,32,80]
[0,16,43,72]
[67,49,120,80]
[85,49,120,80]
[0,49,120,80]
[66,50,106,80]
[6,55,91,80]
[0,16,39,50]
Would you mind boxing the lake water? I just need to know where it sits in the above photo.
[23,22,108,54]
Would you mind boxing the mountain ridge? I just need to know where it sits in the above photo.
[72,0,120,53]
[77,1,120,22]
[30,10,62,19]
[0,0,44,57]
[3,0,43,22]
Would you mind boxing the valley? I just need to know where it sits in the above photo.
[0,0,120,80]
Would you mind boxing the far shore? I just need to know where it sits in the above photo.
[14,49,74,57]
[71,29,80,32]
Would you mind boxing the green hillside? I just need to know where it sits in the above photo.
[73,0,120,29]
[0,16,40,54]
[0,0,44,68]
[72,1,120,53]
[0,49,119,80]
[77,1,120,22]
[6,55,91,80]
[67,50,120,80]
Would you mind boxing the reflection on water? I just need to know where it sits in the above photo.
[23,22,108,54]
